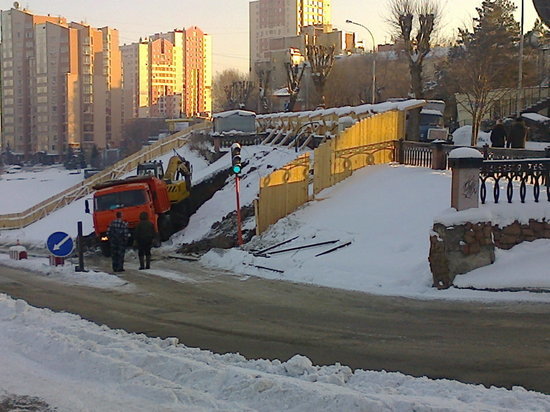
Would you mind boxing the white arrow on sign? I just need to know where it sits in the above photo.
[53,234,72,251]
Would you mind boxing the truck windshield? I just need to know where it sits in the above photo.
[420,113,444,127]
[95,189,147,211]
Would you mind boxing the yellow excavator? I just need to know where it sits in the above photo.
[136,151,192,204]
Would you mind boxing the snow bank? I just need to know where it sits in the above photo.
[1,294,548,411]
[0,254,130,290]
[452,126,491,147]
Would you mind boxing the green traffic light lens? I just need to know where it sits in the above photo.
[232,165,242,174]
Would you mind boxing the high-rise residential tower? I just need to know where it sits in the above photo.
[249,0,331,70]
[121,27,212,121]
[0,5,122,159]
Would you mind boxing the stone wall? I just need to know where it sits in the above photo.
[429,219,550,289]
[493,220,550,250]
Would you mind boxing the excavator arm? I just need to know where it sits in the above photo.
[163,152,193,204]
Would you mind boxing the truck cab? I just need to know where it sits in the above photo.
[88,176,172,255]
[419,109,447,141]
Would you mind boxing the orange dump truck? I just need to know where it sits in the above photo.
[86,176,172,256]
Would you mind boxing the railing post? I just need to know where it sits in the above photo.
[482,144,489,160]
[395,139,404,164]
[545,146,550,159]
[448,148,484,211]
[431,140,446,170]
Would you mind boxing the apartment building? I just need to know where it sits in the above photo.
[249,0,331,70]
[0,5,122,159]
[69,22,122,151]
[121,27,212,121]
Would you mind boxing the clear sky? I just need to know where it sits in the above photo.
[1,0,540,75]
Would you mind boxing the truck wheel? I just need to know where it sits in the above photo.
[158,214,172,241]
[100,242,111,257]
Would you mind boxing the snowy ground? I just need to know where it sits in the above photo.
[1,293,549,411]
[1,142,550,409]
[202,164,550,303]
[0,164,84,214]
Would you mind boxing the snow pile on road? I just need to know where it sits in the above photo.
[0,254,129,290]
[1,293,548,411]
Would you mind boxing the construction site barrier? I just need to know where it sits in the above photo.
[255,154,310,235]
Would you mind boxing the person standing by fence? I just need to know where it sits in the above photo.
[490,119,507,148]
[508,117,528,148]
[107,211,130,272]
[134,211,157,270]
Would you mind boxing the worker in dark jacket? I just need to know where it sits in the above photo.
[490,119,507,147]
[507,117,527,148]
[107,211,130,272]
[134,211,157,270]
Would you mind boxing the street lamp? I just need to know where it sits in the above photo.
[346,19,377,104]
[517,0,524,116]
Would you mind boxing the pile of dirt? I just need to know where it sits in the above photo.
[177,204,256,254]
[0,394,55,412]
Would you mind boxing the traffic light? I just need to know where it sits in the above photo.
[231,143,242,175]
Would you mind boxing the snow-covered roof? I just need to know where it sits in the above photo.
[213,110,256,119]
[256,99,426,120]
[421,109,444,116]
[522,112,550,123]
[273,87,290,97]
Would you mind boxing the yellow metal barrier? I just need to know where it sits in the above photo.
[0,122,210,230]
[255,154,310,235]
[314,111,405,194]
[256,110,406,235]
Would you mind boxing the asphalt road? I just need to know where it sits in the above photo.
[0,256,549,394]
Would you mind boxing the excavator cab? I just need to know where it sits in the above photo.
[163,154,192,204]
[136,152,191,204]
[137,161,164,179]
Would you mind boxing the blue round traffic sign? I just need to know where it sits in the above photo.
[47,232,74,257]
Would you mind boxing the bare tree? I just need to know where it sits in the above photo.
[285,62,305,112]
[256,68,272,114]
[387,0,441,140]
[306,45,336,107]
[212,69,247,112]
[224,81,255,111]
[324,54,410,107]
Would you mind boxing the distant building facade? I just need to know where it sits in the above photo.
[0,5,122,159]
[249,0,332,70]
[121,27,212,122]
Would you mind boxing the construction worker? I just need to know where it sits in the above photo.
[107,211,130,272]
[134,211,157,270]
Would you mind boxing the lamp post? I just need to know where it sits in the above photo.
[516,0,524,116]
[346,19,376,104]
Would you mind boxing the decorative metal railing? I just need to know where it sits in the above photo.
[480,159,550,204]
[400,142,550,169]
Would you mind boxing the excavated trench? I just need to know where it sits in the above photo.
[169,168,231,233]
